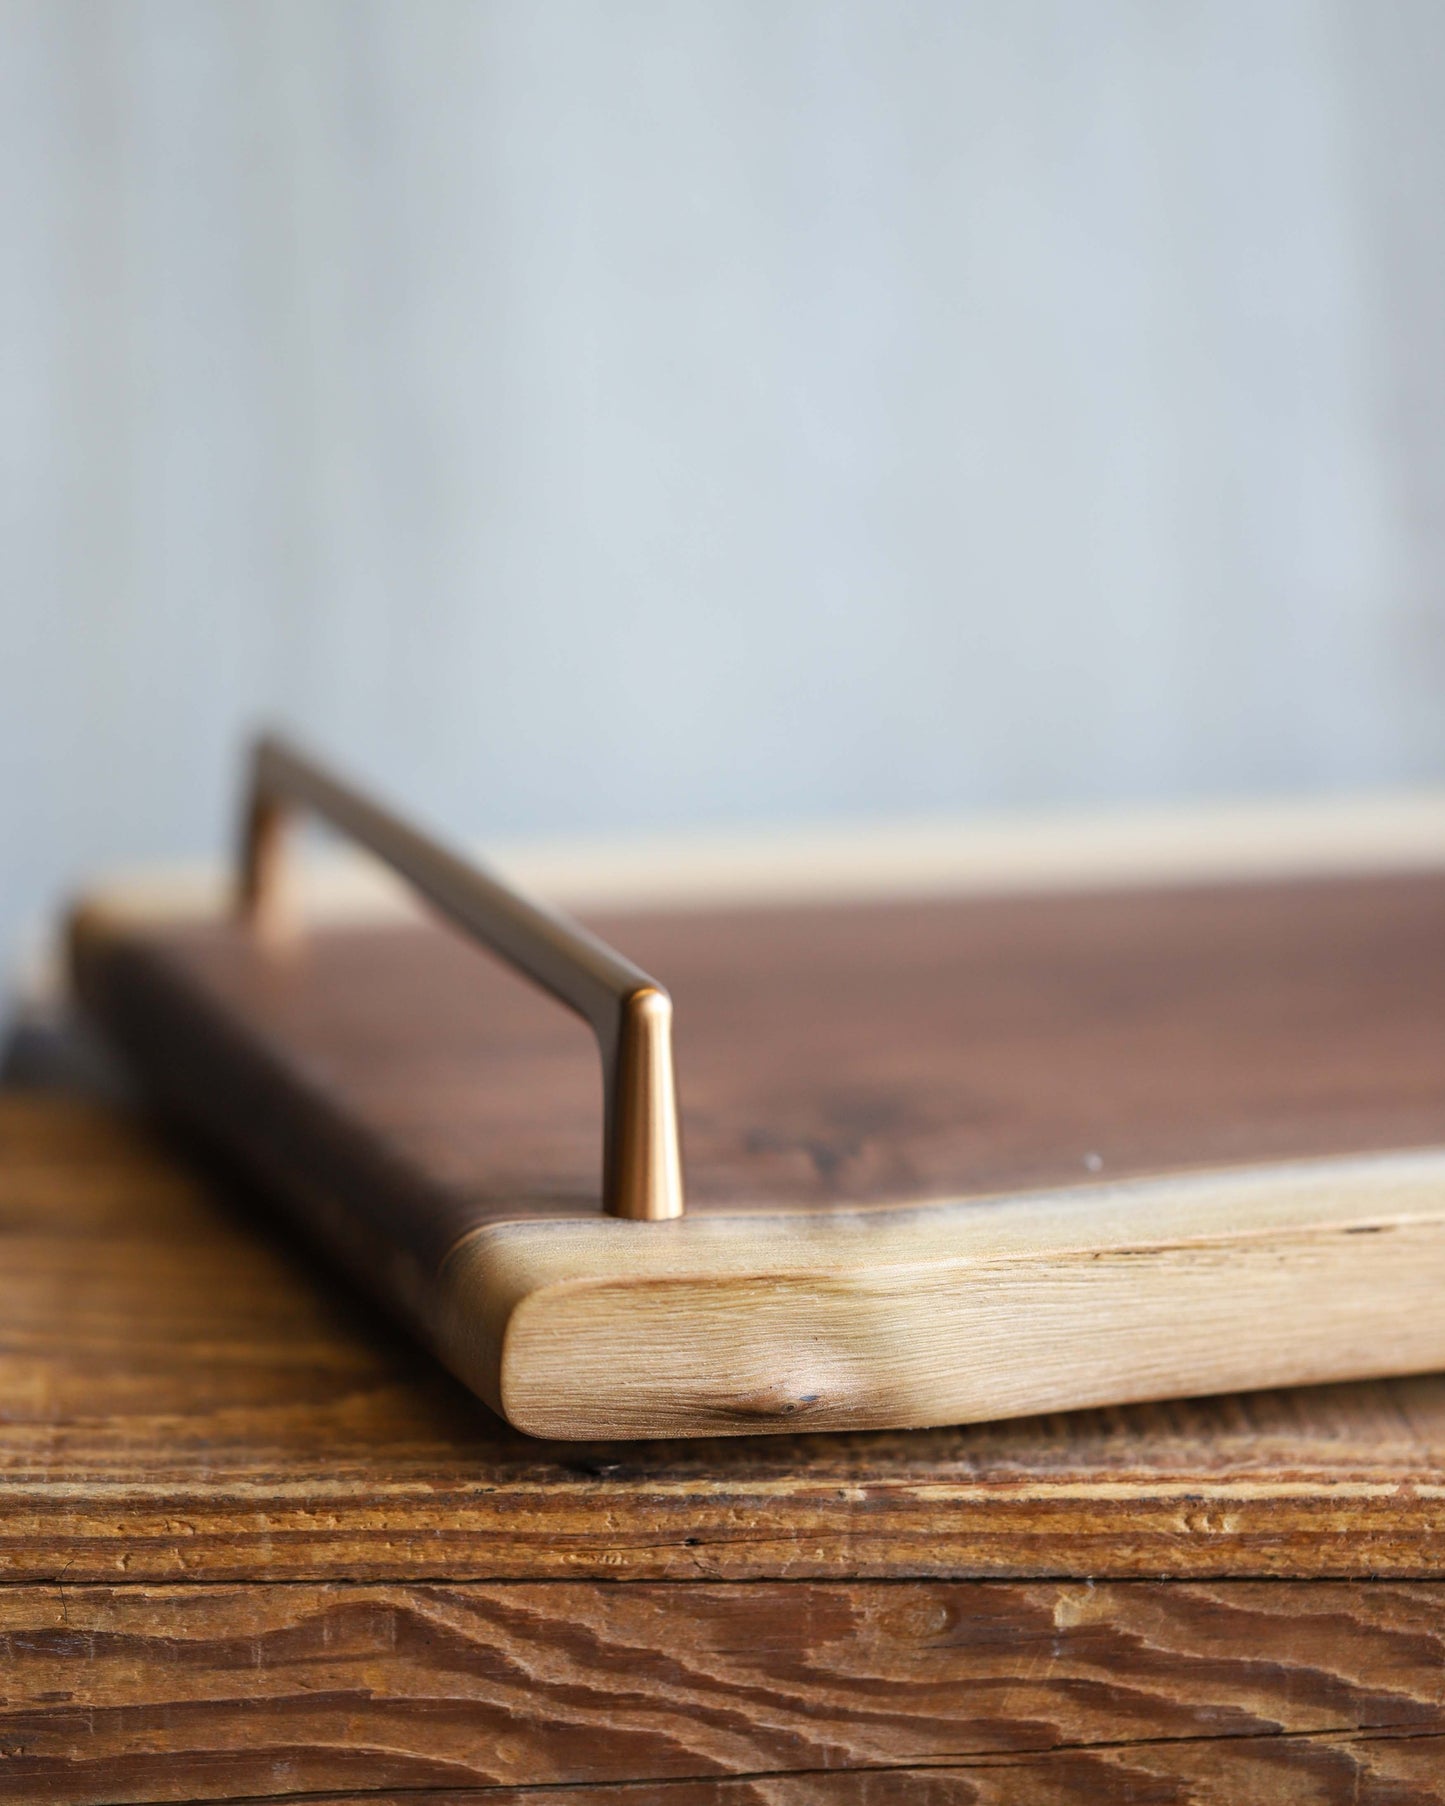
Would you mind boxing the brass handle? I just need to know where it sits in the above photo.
[238,733,685,1222]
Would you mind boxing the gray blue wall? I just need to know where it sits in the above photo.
[4,1,1445,980]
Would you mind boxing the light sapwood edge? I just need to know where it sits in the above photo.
[432,1148,1445,1438]
[56,790,1445,930]
[37,791,1445,1012]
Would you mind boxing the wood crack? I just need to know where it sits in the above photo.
[58,1722,1445,1804]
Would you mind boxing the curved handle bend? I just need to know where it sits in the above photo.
[238,733,685,1221]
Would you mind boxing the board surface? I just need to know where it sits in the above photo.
[84,871,1445,1231]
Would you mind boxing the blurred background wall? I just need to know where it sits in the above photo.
[4,0,1445,986]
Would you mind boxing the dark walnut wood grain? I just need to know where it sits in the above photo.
[7,1096,1445,1804]
[6,1577,1445,1805]
[74,872,1445,1256]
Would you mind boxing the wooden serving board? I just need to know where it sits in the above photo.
[69,827,1445,1440]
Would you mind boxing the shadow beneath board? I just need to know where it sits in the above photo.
[0,1000,135,1101]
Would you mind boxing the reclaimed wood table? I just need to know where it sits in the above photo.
[4,1093,1445,1804]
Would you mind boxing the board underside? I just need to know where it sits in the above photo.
[71,868,1445,1437]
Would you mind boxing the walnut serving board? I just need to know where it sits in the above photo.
[68,759,1445,1441]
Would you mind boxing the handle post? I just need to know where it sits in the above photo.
[237,734,685,1222]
